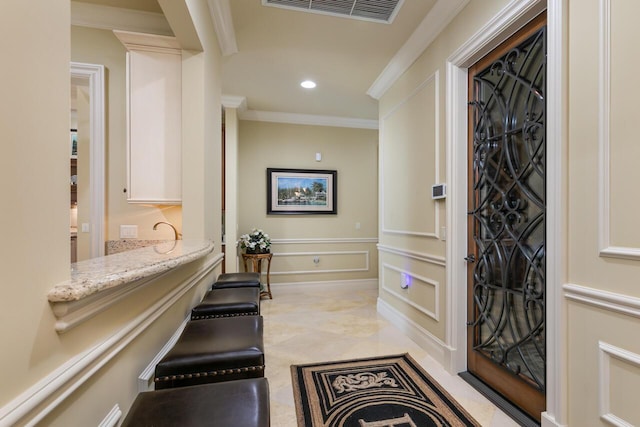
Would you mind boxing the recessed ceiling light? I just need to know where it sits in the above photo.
[300,80,316,89]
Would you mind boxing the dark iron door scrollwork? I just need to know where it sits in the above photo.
[467,14,546,422]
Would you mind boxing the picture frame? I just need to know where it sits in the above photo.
[70,129,78,158]
[267,168,337,215]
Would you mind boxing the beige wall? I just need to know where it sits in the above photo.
[566,0,640,425]
[237,120,378,285]
[0,0,72,406]
[0,1,223,425]
[71,25,183,243]
[378,0,511,344]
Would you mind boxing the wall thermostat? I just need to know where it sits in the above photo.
[432,184,446,200]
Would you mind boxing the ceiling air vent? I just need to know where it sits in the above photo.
[263,0,403,24]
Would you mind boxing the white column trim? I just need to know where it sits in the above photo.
[544,0,569,425]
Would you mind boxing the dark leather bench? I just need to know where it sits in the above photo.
[191,287,260,320]
[212,272,261,289]
[122,378,270,426]
[154,316,264,390]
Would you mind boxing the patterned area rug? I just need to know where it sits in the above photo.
[291,354,480,427]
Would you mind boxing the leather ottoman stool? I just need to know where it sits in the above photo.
[154,316,264,390]
[122,378,270,427]
[191,287,260,320]
[212,272,260,289]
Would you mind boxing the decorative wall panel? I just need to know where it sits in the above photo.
[381,72,440,238]
[599,0,640,259]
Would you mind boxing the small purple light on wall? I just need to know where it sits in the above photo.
[401,273,411,289]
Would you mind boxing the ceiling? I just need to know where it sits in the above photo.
[74,0,440,123]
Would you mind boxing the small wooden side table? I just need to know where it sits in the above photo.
[241,252,273,299]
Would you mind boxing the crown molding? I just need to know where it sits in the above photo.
[221,96,378,129]
[241,109,378,129]
[367,0,471,100]
[70,1,172,36]
[207,0,238,56]
[221,95,248,110]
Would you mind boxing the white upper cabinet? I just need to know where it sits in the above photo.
[114,31,182,205]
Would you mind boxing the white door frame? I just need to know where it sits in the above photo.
[71,62,105,258]
[444,1,567,426]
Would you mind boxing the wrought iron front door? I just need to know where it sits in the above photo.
[467,13,546,422]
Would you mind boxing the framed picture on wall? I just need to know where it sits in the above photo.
[70,129,78,158]
[267,168,337,215]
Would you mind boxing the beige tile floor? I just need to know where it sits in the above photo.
[260,283,519,427]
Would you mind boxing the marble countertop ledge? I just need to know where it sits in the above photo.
[48,239,215,303]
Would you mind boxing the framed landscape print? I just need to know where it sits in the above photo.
[70,129,78,158]
[267,168,337,215]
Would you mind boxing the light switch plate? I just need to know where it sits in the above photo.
[120,225,138,239]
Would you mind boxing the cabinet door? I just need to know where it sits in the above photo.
[118,32,182,205]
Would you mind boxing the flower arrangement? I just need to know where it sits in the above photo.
[238,228,271,253]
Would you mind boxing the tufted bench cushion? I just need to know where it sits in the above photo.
[212,272,261,289]
[122,378,270,426]
[154,316,264,390]
[191,287,260,320]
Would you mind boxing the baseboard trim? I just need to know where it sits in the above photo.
[137,316,191,392]
[540,411,567,427]
[376,297,449,365]
[98,404,122,427]
[459,371,540,427]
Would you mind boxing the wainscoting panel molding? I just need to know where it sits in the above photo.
[598,341,640,427]
[270,250,369,275]
[598,0,640,260]
[272,278,378,290]
[377,244,446,267]
[381,263,439,321]
[272,237,378,245]
[563,283,640,319]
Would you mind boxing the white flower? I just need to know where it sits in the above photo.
[237,227,271,251]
